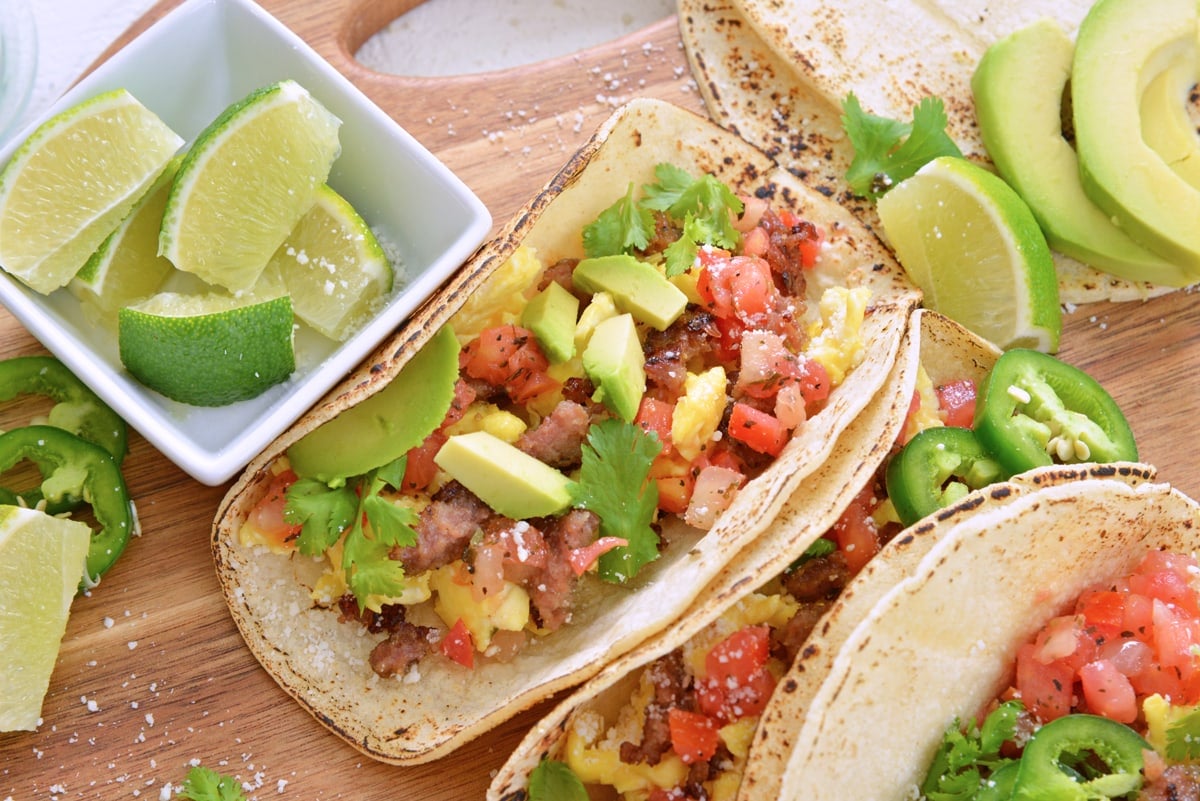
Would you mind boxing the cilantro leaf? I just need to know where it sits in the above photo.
[582,182,654,258]
[920,700,1023,801]
[178,766,246,801]
[284,477,356,556]
[529,760,589,801]
[662,214,702,277]
[284,460,418,607]
[569,419,662,583]
[640,162,698,210]
[1166,706,1200,762]
[841,92,963,200]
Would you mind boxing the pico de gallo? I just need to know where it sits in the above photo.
[921,549,1200,801]
[240,163,876,678]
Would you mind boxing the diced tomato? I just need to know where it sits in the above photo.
[774,382,807,431]
[567,537,629,576]
[635,397,675,455]
[1015,642,1074,721]
[695,255,778,325]
[247,468,302,549]
[1152,599,1200,676]
[1079,659,1138,723]
[1131,551,1200,615]
[403,430,446,493]
[831,484,880,576]
[740,225,769,258]
[667,708,719,764]
[728,402,788,457]
[460,325,559,403]
[936,379,977,429]
[440,379,477,431]
[440,618,475,669]
[650,451,695,515]
[1030,615,1096,672]
[713,315,745,362]
[796,358,830,412]
[1077,589,1128,641]
[696,626,776,723]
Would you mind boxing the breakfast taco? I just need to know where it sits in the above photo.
[755,472,1200,801]
[210,97,922,763]
[676,0,1192,304]
[484,303,1146,800]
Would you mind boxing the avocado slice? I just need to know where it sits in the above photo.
[582,313,645,423]
[572,254,687,331]
[1141,54,1200,190]
[521,280,579,363]
[972,17,1192,286]
[433,430,572,519]
[287,325,460,483]
[1072,0,1200,278]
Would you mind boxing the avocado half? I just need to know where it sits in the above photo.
[972,16,1192,287]
[1072,0,1200,278]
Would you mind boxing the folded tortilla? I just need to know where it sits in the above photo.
[760,469,1186,801]
[677,0,1186,304]
[211,98,920,763]
[486,305,1153,799]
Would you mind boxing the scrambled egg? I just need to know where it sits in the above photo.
[450,245,543,344]
[575,291,619,353]
[430,561,530,652]
[672,366,728,461]
[444,401,527,443]
[899,363,946,444]
[805,286,871,386]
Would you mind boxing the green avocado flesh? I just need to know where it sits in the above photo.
[571,254,687,331]
[434,430,572,519]
[287,325,460,483]
[973,17,1192,286]
[582,313,646,423]
[1072,0,1200,278]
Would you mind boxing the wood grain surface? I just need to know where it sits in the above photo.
[3,1,1200,799]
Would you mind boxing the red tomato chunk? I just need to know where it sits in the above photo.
[1014,550,1200,724]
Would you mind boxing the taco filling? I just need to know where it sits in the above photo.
[921,548,1200,800]
[238,164,876,678]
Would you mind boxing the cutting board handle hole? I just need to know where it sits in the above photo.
[354,0,675,78]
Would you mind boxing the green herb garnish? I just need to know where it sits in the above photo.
[528,759,589,801]
[570,418,662,583]
[284,456,419,606]
[841,93,963,201]
[581,163,743,275]
[1165,706,1200,762]
[921,700,1023,801]
[178,766,247,801]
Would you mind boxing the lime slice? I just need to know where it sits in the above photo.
[69,155,182,322]
[118,291,296,406]
[159,80,342,293]
[268,184,393,341]
[0,88,183,294]
[877,156,1061,352]
[0,505,91,732]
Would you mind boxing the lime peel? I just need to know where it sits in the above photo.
[877,155,1061,352]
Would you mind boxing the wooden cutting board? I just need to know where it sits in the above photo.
[4,1,1200,799]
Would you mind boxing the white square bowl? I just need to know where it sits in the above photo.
[0,0,491,485]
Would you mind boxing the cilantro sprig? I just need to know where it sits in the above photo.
[569,418,662,583]
[1165,706,1200,762]
[841,92,963,201]
[920,700,1023,801]
[178,766,247,801]
[581,163,744,276]
[284,456,419,606]
[529,759,589,801]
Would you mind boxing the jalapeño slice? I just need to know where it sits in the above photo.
[885,426,1006,527]
[974,349,1136,475]
[1010,714,1148,801]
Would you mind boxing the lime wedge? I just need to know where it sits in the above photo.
[268,184,393,341]
[877,156,1061,352]
[69,155,182,322]
[159,80,341,293]
[0,505,91,732]
[0,88,183,294]
[118,291,295,406]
